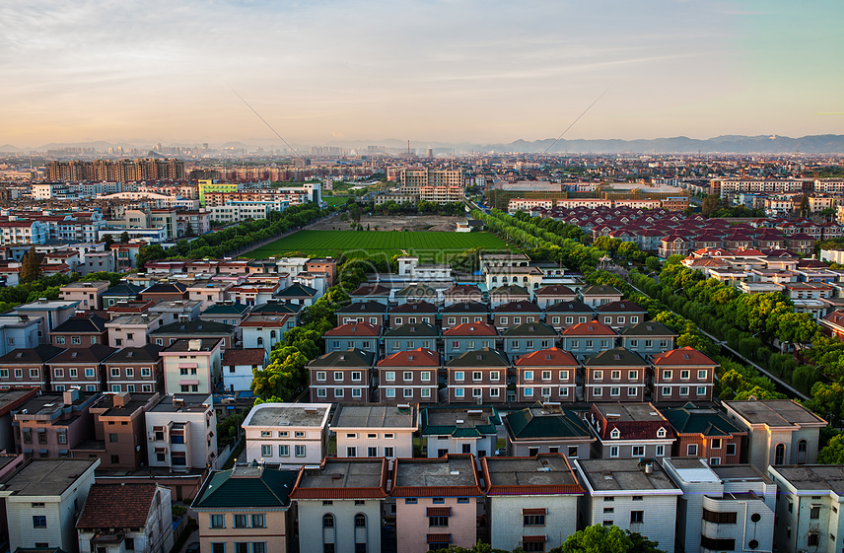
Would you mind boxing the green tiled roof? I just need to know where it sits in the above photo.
[420,407,501,437]
[193,467,297,509]
[502,322,558,337]
[584,347,646,367]
[661,404,743,437]
[277,283,317,298]
[620,321,678,337]
[505,404,592,440]
[384,323,438,337]
[446,348,510,367]
[150,320,234,336]
[202,303,250,316]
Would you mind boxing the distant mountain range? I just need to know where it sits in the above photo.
[2,134,844,155]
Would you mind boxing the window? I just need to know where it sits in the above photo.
[429,516,449,527]
[559,370,569,380]
[334,371,343,381]
[234,514,248,528]
[251,514,265,528]
[352,388,362,398]
[385,371,395,382]
[808,535,819,547]
[109,433,118,443]
[610,387,620,397]
[323,514,334,528]
[703,510,737,524]
[347,447,357,457]
[630,511,644,524]
[279,445,289,457]
[610,446,619,458]
[680,387,689,396]
[593,370,602,381]
[85,368,95,377]
[632,446,645,457]
[72,336,81,344]
[14,369,22,378]
[30,369,39,378]
[726,443,736,456]
[775,443,786,465]
[687,444,698,456]
[405,498,417,504]
[335,388,344,398]
[352,371,362,382]
[611,370,621,381]
[490,371,500,381]
[517,512,547,529]
[698,369,707,379]
[211,514,225,528]
[235,544,249,553]
[811,505,821,519]
[421,371,431,381]
[455,389,464,398]
[317,388,328,398]
[473,371,482,381]
[455,371,464,382]
[384,388,395,398]
[317,371,326,381]
[33,515,47,528]
[524,370,534,381]
[295,445,306,457]
[385,447,394,457]
[628,371,637,380]
[355,514,366,528]
[260,445,272,457]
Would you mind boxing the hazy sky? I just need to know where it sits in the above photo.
[1,0,842,147]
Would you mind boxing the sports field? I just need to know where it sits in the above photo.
[245,230,509,261]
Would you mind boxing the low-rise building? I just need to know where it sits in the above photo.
[446,349,509,404]
[595,300,647,330]
[578,285,623,307]
[323,322,381,355]
[12,299,79,345]
[722,399,827,472]
[586,403,676,460]
[308,349,375,403]
[662,459,776,553]
[47,344,117,393]
[661,403,745,465]
[145,394,218,472]
[482,454,584,552]
[331,403,417,462]
[420,406,501,458]
[241,402,331,467]
[618,321,677,355]
[239,313,292,353]
[291,458,388,553]
[513,348,579,403]
[560,321,616,357]
[49,313,109,349]
[102,343,165,394]
[388,300,437,327]
[13,389,99,458]
[651,347,717,403]
[104,313,160,348]
[504,403,594,459]
[192,463,297,553]
[492,300,542,331]
[150,320,236,350]
[544,300,593,331]
[502,322,558,359]
[583,347,648,403]
[575,458,682,553]
[391,455,483,553]
[0,345,65,390]
[0,458,99,553]
[59,280,110,311]
[442,323,498,361]
[76,483,174,553]
[221,348,268,392]
[376,349,439,404]
[383,323,439,355]
[336,301,388,327]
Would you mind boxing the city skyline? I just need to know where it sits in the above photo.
[2,0,842,146]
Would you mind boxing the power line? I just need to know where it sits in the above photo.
[227,85,303,160]
[544,88,610,154]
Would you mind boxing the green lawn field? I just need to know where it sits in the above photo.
[322,196,353,207]
[245,230,509,261]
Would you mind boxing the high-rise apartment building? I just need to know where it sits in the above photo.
[399,167,464,203]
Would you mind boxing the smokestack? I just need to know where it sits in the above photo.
[407,140,410,154]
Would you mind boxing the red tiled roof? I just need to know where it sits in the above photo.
[651,347,717,366]
[514,348,579,367]
[377,348,440,367]
[443,322,498,337]
[76,484,157,529]
[561,321,615,336]
[324,322,381,337]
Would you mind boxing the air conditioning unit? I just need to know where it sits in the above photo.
[476,397,482,405]
[148,433,156,441]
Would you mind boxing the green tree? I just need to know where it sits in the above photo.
[102,234,114,249]
[665,254,685,266]
[553,525,666,553]
[120,231,130,243]
[818,433,844,464]
[702,195,721,217]
[185,221,195,237]
[645,256,661,272]
[250,346,308,400]
[19,246,42,284]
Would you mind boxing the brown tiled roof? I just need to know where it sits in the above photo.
[514,348,579,367]
[76,483,157,529]
[561,321,615,336]
[222,348,266,367]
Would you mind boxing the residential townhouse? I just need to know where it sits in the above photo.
[383,323,439,355]
[331,403,417,461]
[492,301,542,331]
[543,300,593,331]
[578,285,623,308]
[586,403,676,460]
[560,321,616,358]
[242,402,331,467]
[575,458,682,553]
[533,285,576,309]
[186,281,233,311]
[442,285,483,307]
[58,280,109,311]
[420,406,501,459]
[150,320,236,350]
[104,313,160,348]
[102,344,165,394]
[376,349,439,404]
[304,257,338,286]
[662,459,776,553]
[148,299,202,325]
[441,301,489,329]
[442,323,498,361]
[336,301,387,327]
[221,348,268,393]
[323,322,381,355]
[0,315,40,357]
[504,403,595,459]
[199,302,252,339]
[651,347,717,403]
[139,282,188,304]
[0,345,66,391]
[106,299,155,319]
[595,300,647,330]
[76,483,174,553]
[722,399,827,472]
[395,284,438,306]
[661,404,745,465]
[502,322,558,359]
[160,338,223,396]
[72,391,160,471]
[619,321,677,355]
[512,348,579,403]
[49,314,108,349]
[192,464,297,553]
[239,313,292,354]
[0,458,99,553]
[47,344,117,393]
[145,394,218,472]
[388,301,437,327]
[481,454,585,552]
[12,300,80,345]
[349,283,391,305]
[292,458,388,553]
[583,348,649,402]
[768,465,844,553]
[820,309,844,339]
[446,349,509,404]
[391,455,483,553]
[277,282,318,307]
[488,285,530,309]
[308,349,375,403]
[13,389,99,458]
